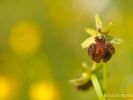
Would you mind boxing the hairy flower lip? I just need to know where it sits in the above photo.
[88,36,115,63]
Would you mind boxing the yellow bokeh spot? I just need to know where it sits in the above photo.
[0,76,11,99]
[29,81,61,100]
[9,22,42,55]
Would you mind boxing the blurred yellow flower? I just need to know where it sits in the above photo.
[8,22,42,55]
[29,81,61,100]
[0,76,11,100]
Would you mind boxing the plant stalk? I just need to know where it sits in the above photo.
[103,63,107,93]
[90,62,106,100]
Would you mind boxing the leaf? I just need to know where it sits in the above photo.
[84,28,96,36]
[81,37,95,48]
[95,14,102,30]
[106,35,124,44]
[102,23,114,35]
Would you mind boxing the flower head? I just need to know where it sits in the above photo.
[69,62,93,91]
[81,14,124,63]
[81,14,124,49]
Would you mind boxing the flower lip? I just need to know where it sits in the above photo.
[88,35,115,63]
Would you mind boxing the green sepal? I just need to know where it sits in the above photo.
[95,14,103,30]
[84,28,96,36]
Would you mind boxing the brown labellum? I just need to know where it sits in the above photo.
[88,36,115,63]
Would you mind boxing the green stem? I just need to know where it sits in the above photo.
[91,73,106,100]
[90,62,106,100]
[91,62,97,71]
[103,63,107,93]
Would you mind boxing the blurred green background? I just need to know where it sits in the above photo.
[0,0,133,100]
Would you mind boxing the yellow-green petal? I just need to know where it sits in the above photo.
[110,37,124,44]
[106,35,124,44]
